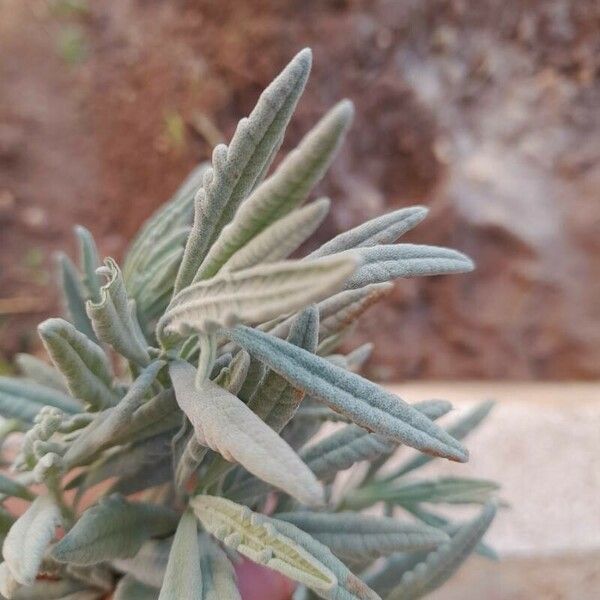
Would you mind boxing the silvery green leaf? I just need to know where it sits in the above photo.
[275,512,448,561]
[113,539,170,589]
[38,318,119,411]
[213,350,250,396]
[294,405,351,424]
[0,561,20,598]
[0,474,35,502]
[268,514,381,600]
[248,306,318,433]
[385,502,497,599]
[160,256,356,338]
[309,206,428,258]
[125,163,209,283]
[75,226,102,304]
[56,591,105,600]
[158,510,201,600]
[226,326,467,462]
[174,49,312,293]
[196,533,241,600]
[3,495,62,584]
[236,356,265,403]
[15,354,68,393]
[169,361,323,506]
[344,478,499,512]
[63,361,166,467]
[109,453,172,497]
[0,377,81,421]
[10,579,88,599]
[224,199,330,273]
[384,400,496,480]
[52,495,178,565]
[114,576,159,600]
[56,253,98,344]
[362,553,425,597]
[343,245,474,289]
[316,284,393,340]
[86,259,150,366]
[195,101,353,280]
[190,495,337,595]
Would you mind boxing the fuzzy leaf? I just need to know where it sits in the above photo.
[125,163,209,283]
[342,245,474,289]
[174,49,312,293]
[310,206,428,257]
[268,514,381,600]
[0,473,35,502]
[224,198,330,272]
[316,283,393,340]
[114,576,159,600]
[160,256,355,338]
[345,478,499,512]
[226,327,467,462]
[3,495,62,584]
[113,539,171,589]
[169,361,323,506]
[386,503,497,599]
[158,511,201,600]
[38,318,119,411]
[275,512,448,561]
[63,361,166,467]
[191,495,337,595]
[0,377,81,421]
[195,101,353,280]
[385,400,496,480]
[56,253,98,343]
[86,258,150,366]
[15,353,67,393]
[196,533,241,600]
[75,226,103,303]
[248,306,319,433]
[52,495,178,565]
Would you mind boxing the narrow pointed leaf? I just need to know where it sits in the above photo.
[3,495,62,584]
[343,245,474,289]
[226,327,468,462]
[75,226,102,304]
[310,206,428,257]
[197,533,241,600]
[190,495,337,595]
[15,353,67,393]
[0,377,81,420]
[56,252,98,343]
[268,514,381,600]
[174,49,312,293]
[63,361,166,467]
[170,361,323,506]
[158,511,201,599]
[0,473,35,501]
[386,502,497,600]
[224,198,330,273]
[275,512,448,561]
[113,538,171,589]
[52,496,178,565]
[86,258,150,366]
[248,306,318,433]
[195,101,353,280]
[385,400,496,480]
[38,318,119,410]
[160,256,356,337]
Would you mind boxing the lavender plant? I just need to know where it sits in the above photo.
[0,49,499,600]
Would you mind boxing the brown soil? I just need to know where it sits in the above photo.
[1,0,599,380]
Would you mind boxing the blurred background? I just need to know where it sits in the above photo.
[1,0,599,597]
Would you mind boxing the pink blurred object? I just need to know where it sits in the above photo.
[235,558,296,600]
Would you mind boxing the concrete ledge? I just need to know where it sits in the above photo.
[387,382,600,599]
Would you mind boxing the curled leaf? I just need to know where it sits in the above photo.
[52,495,178,565]
[191,495,337,595]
